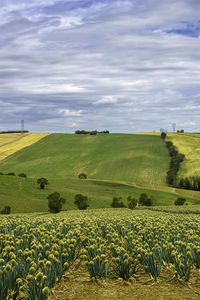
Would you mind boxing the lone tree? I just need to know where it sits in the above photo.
[74,194,89,210]
[127,196,137,209]
[18,173,27,178]
[48,192,65,213]
[37,178,48,189]
[1,206,11,214]
[78,173,87,179]
[174,197,186,206]
[161,132,167,139]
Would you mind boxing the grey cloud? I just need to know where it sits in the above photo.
[0,0,200,132]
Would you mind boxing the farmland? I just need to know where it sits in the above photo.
[0,133,50,161]
[1,209,200,299]
[0,133,169,186]
[167,133,200,179]
[1,175,199,213]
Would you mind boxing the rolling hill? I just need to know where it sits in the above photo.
[0,175,198,213]
[167,133,200,179]
[0,133,169,186]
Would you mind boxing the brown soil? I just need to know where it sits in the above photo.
[48,269,200,300]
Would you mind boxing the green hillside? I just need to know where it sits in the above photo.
[167,133,200,179]
[0,175,198,213]
[0,133,169,186]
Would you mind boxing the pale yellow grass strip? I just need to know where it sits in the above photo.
[0,133,50,160]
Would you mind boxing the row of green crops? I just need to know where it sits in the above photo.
[1,208,200,299]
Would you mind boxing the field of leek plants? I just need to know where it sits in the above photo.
[1,208,200,299]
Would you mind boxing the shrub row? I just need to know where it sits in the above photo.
[166,141,185,186]
[0,172,27,177]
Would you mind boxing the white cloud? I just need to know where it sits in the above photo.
[58,109,83,116]
[94,96,119,105]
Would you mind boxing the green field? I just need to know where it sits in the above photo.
[0,132,200,214]
[168,133,200,179]
[0,133,169,186]
[0,174,198,213]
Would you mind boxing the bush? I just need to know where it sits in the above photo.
[78,173,87,179]
[7,172,15,176]
[127,196,137,209]
[111,197,125,208]
[139,193,152,206]
[1,206,11,214]
[161,132,167,139]
[48,192,65,213]
[74,194,89,210]
[37,178,48,189]
[174,197,186,206]
[18,173,27,178]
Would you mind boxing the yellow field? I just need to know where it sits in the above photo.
[167,133,200,178]
[0,133,50,160]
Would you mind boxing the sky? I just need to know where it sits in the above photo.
[0,0,200,133]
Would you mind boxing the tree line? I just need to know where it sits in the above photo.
[178,176,200,191]
[75,130,109,135]
[0,130,29,134]
[161,133,185,186]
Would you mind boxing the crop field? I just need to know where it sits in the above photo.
[167,133,200,179]
[0,133,169,186]
[1,209,200,300]
[0,133,50,161]
[0,175,198,214]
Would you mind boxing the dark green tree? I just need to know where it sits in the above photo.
[139,193,152,206]
[161,132,167,139]
[74,194,89,210]
[111,197,125,208]
[78,173,87,179]
[18,173,27,178]
[37,178,48,189]
[1,206,11,214]
[174,197,186,206]
[127,196,137,209]
[48,192,65,213]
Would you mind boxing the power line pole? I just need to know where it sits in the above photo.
[172,123,176,132]
[21,120,24,133]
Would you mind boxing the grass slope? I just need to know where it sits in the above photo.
[168,133,200,178]
[0,133,169,186]
[0,176,198,213]
[0,132,50,160]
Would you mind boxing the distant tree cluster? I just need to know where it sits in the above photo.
[0,172,27,177]
[111,193,152,209]
[0,130,28,134]
[178,176,200,191]
[138,193,152,206]
[166,141,185,186]
[177,129,184,133]
[75,130,109,135]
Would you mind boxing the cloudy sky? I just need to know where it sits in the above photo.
[0,0,200,133]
